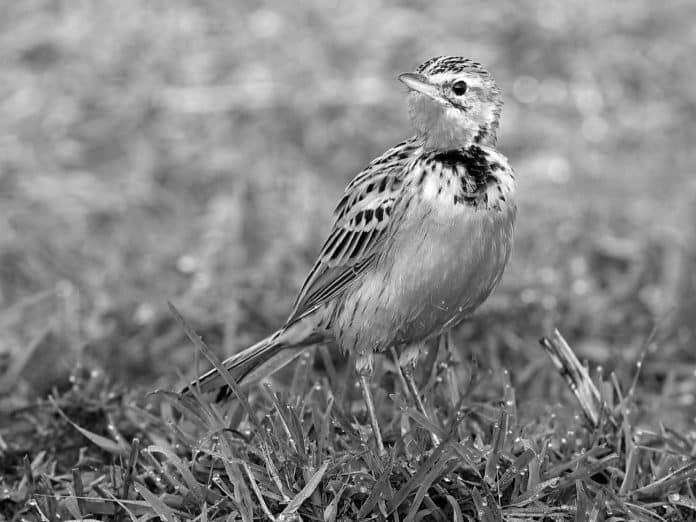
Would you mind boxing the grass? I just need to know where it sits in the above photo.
[2,0,696,520]
[2,315,695,520]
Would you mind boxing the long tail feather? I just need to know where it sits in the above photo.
[181,321,322,398]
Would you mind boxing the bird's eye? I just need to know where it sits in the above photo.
[452,81,468,96]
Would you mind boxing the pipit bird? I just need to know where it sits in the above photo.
[183,56,516,454]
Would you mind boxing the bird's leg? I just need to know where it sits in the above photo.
[398,344,440,446]
[390,346,411,399]
[441,330,462,406]
[356,354,385,456]
[421,337,441,389]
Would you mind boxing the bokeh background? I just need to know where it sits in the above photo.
[2,1,695,425]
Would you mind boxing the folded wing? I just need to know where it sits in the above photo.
[286,138,419,324]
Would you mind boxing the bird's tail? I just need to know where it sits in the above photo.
[181,318,323,398]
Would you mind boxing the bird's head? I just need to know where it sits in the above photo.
[399,56,502,151]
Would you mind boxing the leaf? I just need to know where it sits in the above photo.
[389,441,451,515]
[668,492,696,513]
[471,488,501,522]
[357,458,394,519]
[218,436,254,522]
[575,480,590,522]
[445,495,464,522]
[168,302,266,441]
[497,448,535,491]
[405,454,454,522]
[484,409,508,485]
[324,482,347,522]
[146,445,205,502]
[133,483,179,522]
[539,330,605,428]
[633,461,696,499]
[509,477,560,506]
[242,461,277,521]
[278,461,329,521]
[50,396,128,455]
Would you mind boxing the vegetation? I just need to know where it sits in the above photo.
[1,1,695,520]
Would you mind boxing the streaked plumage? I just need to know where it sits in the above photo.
[183,58,517,439]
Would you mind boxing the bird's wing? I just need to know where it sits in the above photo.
[286,138,419,324]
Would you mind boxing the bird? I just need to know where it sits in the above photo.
[182,56,516,454]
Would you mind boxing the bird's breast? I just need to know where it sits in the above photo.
[413,146,515,218]
[332,146,516,353]
[385,189,516,336]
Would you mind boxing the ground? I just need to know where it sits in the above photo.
[1,1,696,520]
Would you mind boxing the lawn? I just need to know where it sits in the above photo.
[1,1,695,520]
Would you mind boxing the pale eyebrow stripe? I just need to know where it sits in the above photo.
[429,73,485,89]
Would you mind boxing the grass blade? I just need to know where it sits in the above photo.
[133,482,179,522]
[50,397,128,455]
[168,302,266,441]
[278,461,329,521]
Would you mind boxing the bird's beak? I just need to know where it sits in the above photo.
[398,73,440,100]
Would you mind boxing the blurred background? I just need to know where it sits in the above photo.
[1,1,695,424]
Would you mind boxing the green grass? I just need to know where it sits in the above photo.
[2,1,696,520]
